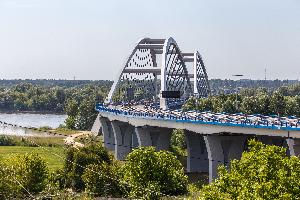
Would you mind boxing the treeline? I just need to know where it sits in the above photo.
[210,78,300,95]
[0,79,112,88]
[184,84,300,117]
[0,82,110,113]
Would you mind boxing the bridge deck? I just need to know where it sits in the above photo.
[96,104,300,137]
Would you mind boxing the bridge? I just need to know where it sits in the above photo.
[92,37,300,183]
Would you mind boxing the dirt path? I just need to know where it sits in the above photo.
[64,131,91,148]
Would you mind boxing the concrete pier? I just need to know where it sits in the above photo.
[111,121,134,160]
[99,117,115,151]
[204,135,247,182]
[185,131,208,172]
[135,126,172,150]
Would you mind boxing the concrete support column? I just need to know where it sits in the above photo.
[135,127,172,150]
[99,117,115,151]
[204,135,247,183]
[135,127,152,147]
[152,128,172,151]
[185,131,208,172]
[111,121,133,160]
[287,138,300,156]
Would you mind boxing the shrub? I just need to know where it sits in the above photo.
[0,153,48,198]
[82,162,125,197]
[122,147,188,199]
[63,144,112,191]
[0,161,15,199]
[198,140,300,199]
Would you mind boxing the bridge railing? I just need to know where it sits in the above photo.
[96,103,300,131]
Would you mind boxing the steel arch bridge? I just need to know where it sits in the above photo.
[93,37,300,183]
[105,37,210,109]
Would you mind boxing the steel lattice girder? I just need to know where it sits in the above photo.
[105,37,210,108]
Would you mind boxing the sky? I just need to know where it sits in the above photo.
[0,0,299,80]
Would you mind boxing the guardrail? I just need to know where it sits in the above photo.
[96,104,300,131]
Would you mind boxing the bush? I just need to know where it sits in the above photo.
[122,147,188,199]
[63,144,112,191]
[0,153,48,199]
[82,162,125,197]
[198,140,300,199]
[0,161,15,200]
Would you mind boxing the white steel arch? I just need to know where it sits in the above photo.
[105,37,209,109]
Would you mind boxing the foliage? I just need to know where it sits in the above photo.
[0,82,110,119]
[82,162,125,197]
[198,140,300,200]
[63,144,112,191]
[64,89,99,130]
[184,87,300,117]
[0,153,48,199]
[74,98,98,130]
[170,129,186,149]
[122,147,188,199]
[170,129,187,159]
[0,161,14,200]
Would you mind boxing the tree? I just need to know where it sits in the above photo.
[82,162,125,197]
[256,93,271,115]
[197,97,213,111]
[63,144,112,191]
[182,97,197,111]
[74,98,98,130]
[198,140,300,199]
[122,147,188,199]
[270,90,286,115]
[240,96,256,114]
[284,96,300,116]
[222,99,236,113]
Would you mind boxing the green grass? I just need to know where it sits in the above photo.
[0,135,66,147]
[52,127,80,135]
[0,146,65,171]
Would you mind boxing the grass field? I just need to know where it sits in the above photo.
[0,146,65,171]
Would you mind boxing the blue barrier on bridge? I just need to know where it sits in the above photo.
[95,103,300,131]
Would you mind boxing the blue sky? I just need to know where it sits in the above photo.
[0,0,299,80]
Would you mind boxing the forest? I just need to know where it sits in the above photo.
[184,84,300,117]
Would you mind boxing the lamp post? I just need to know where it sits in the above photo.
[232,74,244,111]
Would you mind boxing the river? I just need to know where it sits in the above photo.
[0,113,67,136]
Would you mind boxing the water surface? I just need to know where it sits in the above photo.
[0,113,67,136]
